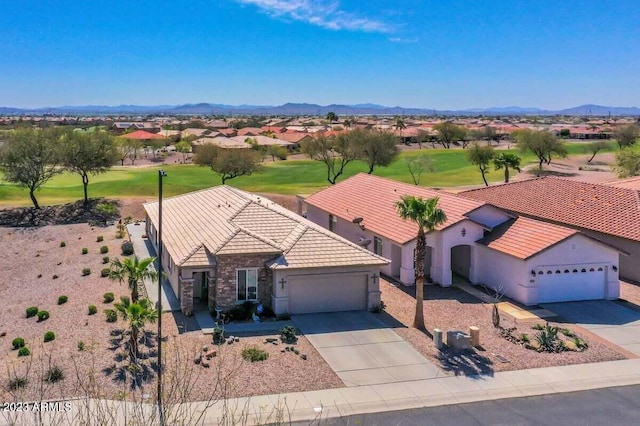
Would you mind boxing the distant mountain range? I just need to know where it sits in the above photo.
[1,103,639,116]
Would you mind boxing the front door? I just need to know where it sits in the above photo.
[201,272,209,304]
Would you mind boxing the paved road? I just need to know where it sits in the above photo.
[292,311,443,386]
[293,384,640,426]
[543,300,640,355]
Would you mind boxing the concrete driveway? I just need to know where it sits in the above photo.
[292,311,444,387]
[543,300,640,356]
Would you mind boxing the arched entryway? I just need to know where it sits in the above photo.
[451,245,472,281]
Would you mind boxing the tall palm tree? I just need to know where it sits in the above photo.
[395,196,447,330]
[114,296,158,359]
[493,153,521,183]
[394,118,407,135]
[109,256,158,302]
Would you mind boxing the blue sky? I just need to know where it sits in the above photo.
[1,0,638,109]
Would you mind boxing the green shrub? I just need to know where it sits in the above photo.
[100,245,109,254]
[12,337,25,349]
[57,295,68,305]
[60,241,66,248]
[212,327,225,345]
[82,268,91,276]
[8,377,27,390]
[103,292,115,303]
[77,341,86,351]
[104,309,117,323]
[88,305,97,315]
[572,337,589,350]
[26,306,38,318]
[52,275,59,279]
[101,268,110,278]
[18,347,30,357]
[121,241,134,256]
[82,247,88,255]
[241,347,269,362]
[561,328,576,338]
[532,323,544,331]
[45,366,64,382]
[535,325,562,352]
[280,325,297,343]
[44,331,55,342]
[115,231,124,239]
[96,235,104,242]
[102,256,110,264]
[519,333,530,344]
[37,311,50,322]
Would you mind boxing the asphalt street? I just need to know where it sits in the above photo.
[291,384,640,426]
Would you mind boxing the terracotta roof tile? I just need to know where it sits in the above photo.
[603,176,640,191]
[460,177,640,242]
[477,217,577,259]
[304,174,486,244]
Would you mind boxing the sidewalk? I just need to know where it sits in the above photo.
[127,222,180,312]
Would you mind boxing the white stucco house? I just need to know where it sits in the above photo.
[144,185,388,316]
[303,174,623,306]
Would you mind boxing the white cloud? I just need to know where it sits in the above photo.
[236,0,393,33]
[389,36,418,44]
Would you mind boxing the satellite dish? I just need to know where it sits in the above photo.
[352,217,364,224]
[358,238,372,247]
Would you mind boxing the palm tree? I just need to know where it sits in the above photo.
[395,196,447,330]
[394,118,407,135]
[493,153,521,183]
[109,256,158,302]
[114,296,158,359]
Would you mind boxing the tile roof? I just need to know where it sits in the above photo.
[603,176,640,191]
[304,174,487,244]
[117,129,165,140]
[477,217,578,259]
[144,186,387,269]
[460,177,640,242]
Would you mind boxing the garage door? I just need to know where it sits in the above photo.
[288,273,367,314]
[537,265,606,303]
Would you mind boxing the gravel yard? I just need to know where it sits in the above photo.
[378,279,628,375]
[0,224,341,403]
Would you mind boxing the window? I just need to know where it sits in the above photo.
[374,236,383,256]
[329,214,336,232]
[237,269,258,302]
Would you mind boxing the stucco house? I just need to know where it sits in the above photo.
[144,186,388,316]
[304,174,622,306]
[460,177,640,283]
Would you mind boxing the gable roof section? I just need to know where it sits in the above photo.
[145,185,387,268]
[460,177,640,242]
[603,176,640,191]
[477,217,578,260]
[304,173,487,244]
[117,129,165,140]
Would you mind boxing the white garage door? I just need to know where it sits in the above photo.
[537,265,606,303]
[288,273,367,314]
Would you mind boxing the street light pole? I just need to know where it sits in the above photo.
[157,169,167,426]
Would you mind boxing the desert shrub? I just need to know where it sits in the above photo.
[103,292,115,303]
[241,347,269,362]
[12,337,25,349]
[572,337,589,350]
[57,295,68,305]
[561,328,576,338]
[100,245,109,254]
[104,309,117,323]
[280,325,297,343]
[96,235,104,242]
[532,323,544,331]
[77,341,86,351]
[535,324,562,352]
[227,304,251,321]
[371,301,386,313]
[82,268,91,276]
[101,268,110,278]
[121,241,134,256]
[102,256,110,264]
[518,333,530,344]
[88,305,97,315]
[37,310,50,322]
[18,347,30,357]
[52,275,59,279]
[115,232,124,239]
[212,327,225,345]
[8,377,27,390]
[45,366,64,382]
[26,306,38,318]
[60,241,66,248]
[81,247,88,255]
[44,331,55,342]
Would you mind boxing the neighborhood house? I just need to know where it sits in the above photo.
[144,186,388,316]
[304,174,622,306]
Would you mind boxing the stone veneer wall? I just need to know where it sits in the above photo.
[211,254,276,310]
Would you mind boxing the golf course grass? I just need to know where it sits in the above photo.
[0,143,616,207]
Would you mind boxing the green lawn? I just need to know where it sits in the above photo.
[0,142,617,207]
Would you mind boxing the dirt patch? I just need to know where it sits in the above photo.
[378,279,627,376]
[0,224,342,403]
